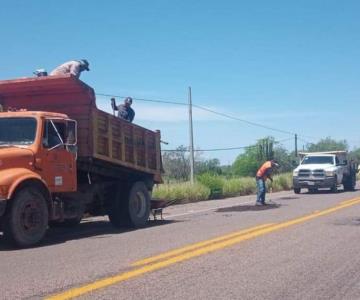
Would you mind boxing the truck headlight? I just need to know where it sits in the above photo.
[325,170,335,177]
[293,170,299,176]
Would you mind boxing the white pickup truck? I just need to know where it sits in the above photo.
[292,151,357,194]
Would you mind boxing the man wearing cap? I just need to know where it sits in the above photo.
[111,97,135,123]
[255,160,280,205]
[50,59,90,78]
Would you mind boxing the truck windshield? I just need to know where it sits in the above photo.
[302,156,334,165]
[0,117,37,145]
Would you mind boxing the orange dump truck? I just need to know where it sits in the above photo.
[0,75,162,247]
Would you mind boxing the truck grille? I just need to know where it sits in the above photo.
[312,169,325,178]
[299,169,310,177]
[298,169,325,179]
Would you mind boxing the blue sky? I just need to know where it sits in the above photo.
[1,0,359,164]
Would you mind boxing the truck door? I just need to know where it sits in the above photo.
[41,119,77,192]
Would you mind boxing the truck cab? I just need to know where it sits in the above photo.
[292,151,357,194]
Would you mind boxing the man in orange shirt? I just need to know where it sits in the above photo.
[255,160,279,205]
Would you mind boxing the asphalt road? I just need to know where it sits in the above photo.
[2,186,360,300]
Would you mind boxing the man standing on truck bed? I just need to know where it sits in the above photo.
[255,160,279,205]
[111,97,135,122]
[50,59,90,78]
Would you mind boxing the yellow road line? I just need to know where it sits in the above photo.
[46,197,360,300]
[132,223,274,267]
[341,196,360,205]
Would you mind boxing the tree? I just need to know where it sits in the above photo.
[232,137,275,177]
[349,147,360,163]
[306,137,348,152]
[162,146,223,181]
[232,136,299,176]
[232,148,259,177]
[195,158,222,175]
[273,146,297,173]
[162,145,190,181]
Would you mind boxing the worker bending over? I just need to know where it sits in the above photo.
[50,59,90,78]
[255,160,280,206]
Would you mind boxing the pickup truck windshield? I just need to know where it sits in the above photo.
[0,117,37,145]
[302,156,334,165]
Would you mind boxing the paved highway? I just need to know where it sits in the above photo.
[2,187,360,299]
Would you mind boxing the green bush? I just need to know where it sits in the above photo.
[222,177,257,197]
[267,173,293,192]
[152,182,211,204]
[196,173,224,199]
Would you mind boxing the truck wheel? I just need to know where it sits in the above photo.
[108,181,150,228]
[294,188,301,194]
[127,182,151,227]
[351,174,357,190]
[344,174,356,191]
[330,176,338,193]
[3,188,48,247]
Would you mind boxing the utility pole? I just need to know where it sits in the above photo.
[188,87,195,184]
[295,134,298,157]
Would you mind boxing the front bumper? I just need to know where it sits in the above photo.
[0,199,6,217]
[293,176,336,189]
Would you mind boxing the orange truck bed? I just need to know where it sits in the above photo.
[0,75,162,183]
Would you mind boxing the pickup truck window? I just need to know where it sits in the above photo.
[335,157,340,165]
[0,117,36,145]
[302,156,334,165]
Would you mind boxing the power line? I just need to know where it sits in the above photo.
[192,104,296,135]
[162,145,255,152]
[96,93,187,106]
[96,92,319,139]
[162,138,294,152]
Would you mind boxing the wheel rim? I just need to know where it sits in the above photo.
[132,191,146,218]
[19,198,44,234]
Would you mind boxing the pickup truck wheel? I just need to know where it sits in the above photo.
[331,177,338,193]
[294,188,301,194]
[3,188,48,248]
[344,174,356,191]
[109,181,150,228]
[351,174,357,190]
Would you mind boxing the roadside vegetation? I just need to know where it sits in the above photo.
[154,137,360,204]
[153,173,293,204]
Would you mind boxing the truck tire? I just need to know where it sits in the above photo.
[343,174,356,191]
[109,181,151,228]
[2,188,48,248]
[330,176,338,193]
[294,188,301,194]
